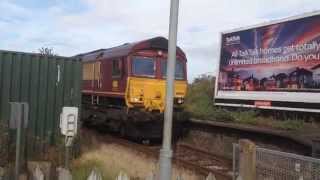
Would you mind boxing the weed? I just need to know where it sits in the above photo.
[274,119,304,131]
[232,110,259,125]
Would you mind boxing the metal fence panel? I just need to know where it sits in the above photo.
[0,50,82,161]
[233,144,320,180]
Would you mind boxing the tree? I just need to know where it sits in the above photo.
[38,47,57,57]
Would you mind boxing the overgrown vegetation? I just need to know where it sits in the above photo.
[184,75,318,131]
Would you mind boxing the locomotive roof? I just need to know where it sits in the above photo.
[75,36,186,62]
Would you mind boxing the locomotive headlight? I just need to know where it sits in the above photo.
[132,97,140,102]
[177,98,184,104]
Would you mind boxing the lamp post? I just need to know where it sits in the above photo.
[159,0,180,180]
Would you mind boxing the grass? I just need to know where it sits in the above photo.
[184,75,316,131]
[71,159,114,180]
[71,133,203,180]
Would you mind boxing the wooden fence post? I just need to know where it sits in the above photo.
[239,139,256,180]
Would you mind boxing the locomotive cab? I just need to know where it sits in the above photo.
[126,52,187,112]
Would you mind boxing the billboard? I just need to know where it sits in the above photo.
[215,12,320,112]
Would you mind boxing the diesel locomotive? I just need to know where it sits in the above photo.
[78,37,188,139]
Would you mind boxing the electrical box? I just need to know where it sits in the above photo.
[60,107,78,137]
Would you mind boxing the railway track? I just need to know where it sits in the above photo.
[173,144,232,180]
[81,127,232,179]
[187,118,315,156]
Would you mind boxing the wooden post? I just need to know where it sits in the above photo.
[239,139,256,180]
[312,138,320,158]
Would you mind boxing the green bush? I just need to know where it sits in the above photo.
[184,75,234,122]
[231,110,259,125]
[274,119,304,131]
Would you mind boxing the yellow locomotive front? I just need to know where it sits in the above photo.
[125,51,188,113]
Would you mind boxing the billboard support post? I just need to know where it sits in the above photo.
[159,0,179,179]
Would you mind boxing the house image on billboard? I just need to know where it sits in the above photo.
[288,67,313,89]
[260,74,277,90]
[311,64,320,86]
[219,68,242,90]
[260,77,268,90]
[243,74,259,91]
[275,73,289,88]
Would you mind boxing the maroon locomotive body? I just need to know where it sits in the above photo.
[78,37,188,139]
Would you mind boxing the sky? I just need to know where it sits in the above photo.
[1,0,320,81]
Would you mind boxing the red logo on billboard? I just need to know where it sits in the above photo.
[254,101,271,107]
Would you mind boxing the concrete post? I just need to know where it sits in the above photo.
[159,0,180,180]
[239,139,256,180]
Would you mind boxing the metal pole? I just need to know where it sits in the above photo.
[14,105,23,180]
[65,146,70,169]
[65,136,72,169]
[159,0,180,179]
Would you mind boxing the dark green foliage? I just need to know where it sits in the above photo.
[184,75,235,122]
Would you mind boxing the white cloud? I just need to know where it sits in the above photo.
[0,0,320,80]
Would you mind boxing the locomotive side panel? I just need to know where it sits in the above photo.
[82,57,128,98]
[82,61,101,93]
[99,57,126,97]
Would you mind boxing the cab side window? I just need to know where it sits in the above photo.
[112,59,122,78]
[83,63,94,80]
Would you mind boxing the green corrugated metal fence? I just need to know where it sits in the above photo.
[0,50,82,156]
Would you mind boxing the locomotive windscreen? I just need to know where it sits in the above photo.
[161,60,185,80]
[132,57,156,77]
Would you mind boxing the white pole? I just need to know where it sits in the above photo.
[159,0,180,179]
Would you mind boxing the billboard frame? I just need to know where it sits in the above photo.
[214,10,320,113]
